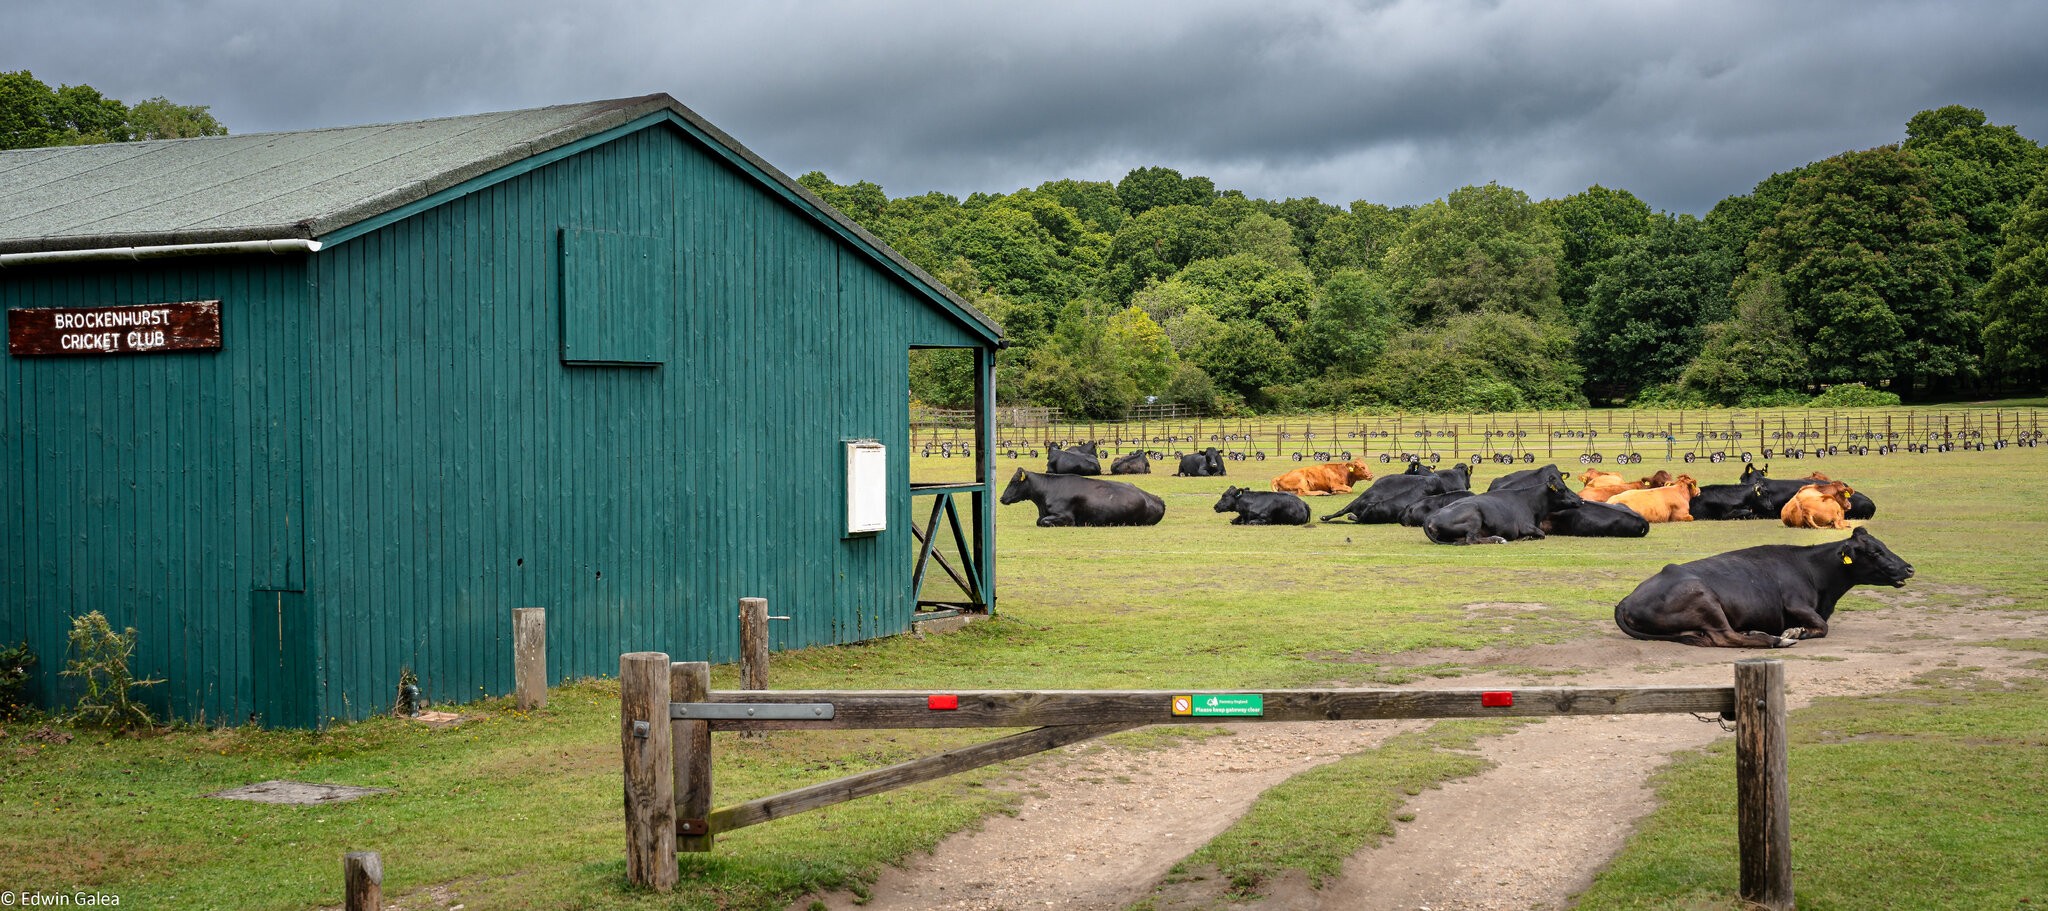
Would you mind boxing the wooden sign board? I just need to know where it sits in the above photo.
[7,300,222,357]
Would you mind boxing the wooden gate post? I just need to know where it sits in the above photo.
[343,851,382,911]
[673,660,715,852]
[1735,658,1793,910]
[739,598,770,691]
[621,652,676,890]
[513,608,546,711]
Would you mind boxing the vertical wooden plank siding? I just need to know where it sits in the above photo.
[0,258,311,723]
[287,122,983,722]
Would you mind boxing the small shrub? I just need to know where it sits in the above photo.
[1628,383,1712,409]
[1737,389,1812,408]
[0,640,36,720]
[61,612,162,730]
[1809,382,1902,408]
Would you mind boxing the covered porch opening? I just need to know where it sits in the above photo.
[907,345,996,620]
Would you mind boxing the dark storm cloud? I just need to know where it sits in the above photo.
[7,0,2046,213]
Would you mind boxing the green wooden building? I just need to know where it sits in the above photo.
[1,94,1000,727]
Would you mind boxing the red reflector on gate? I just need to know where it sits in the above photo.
[928,694,959,710]
[1481,691,1514,707]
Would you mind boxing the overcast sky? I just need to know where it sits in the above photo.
[8,1,2047,214]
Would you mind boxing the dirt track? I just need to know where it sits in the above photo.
[794,594,2048,911]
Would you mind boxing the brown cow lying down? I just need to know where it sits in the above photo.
[1581,469,1675,503]
[1609,474,1702,522]
[1781,481,1856,529]
[1271,459,1374,496]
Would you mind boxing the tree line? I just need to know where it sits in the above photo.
[1,71,224,150]
[800,105,2048,416]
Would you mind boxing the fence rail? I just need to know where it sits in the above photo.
[909,408,2046,467]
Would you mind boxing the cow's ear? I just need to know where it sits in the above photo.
[1013,468,1026,481]
[1851,526,1869,538]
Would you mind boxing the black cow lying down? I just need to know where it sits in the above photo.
[1614,527,1913,648]
[1176,447,1226,477]
[1545,500,1649,537]
[1398,489,1474,527]
[1213,486,1310,525]
[1047,443,1102,476]
[1405,460,1474,491]
[1111,450,1151,474]
[1000,468,1165,526]
[1321,473,1447,524]
[1487,463,1563,491]
[1424,466,1583,544]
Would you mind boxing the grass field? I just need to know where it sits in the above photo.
[2,435,2044,909]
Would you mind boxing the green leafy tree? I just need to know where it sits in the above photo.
[1103,203,1230,300]
[1115,166,1216,215]
[909,348,977,410]
[1161,305,1229,363]
[1578,214,1738,401]
[1153,254,1315,341]
[2,70,132,148]
[1012,303,1139,420]
[1747,145,1973,393]
[1902,105,2048,288]
[1103,306,1178,395]
[125,96,226,140]
[1194,319,1300,408]
[1036,178,1128,233]
[1679,273,1810,404]
[1980,176,2048,382]
[1290,269,1397,378]
[1226,211,1304,268]
[1307,201,1408,278]
[1360,311,1584,412]
[1545,185,1655,323]
[1259,196,1345,256]
[1379,182,1565,324]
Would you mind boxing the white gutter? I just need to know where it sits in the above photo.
[0,238,322,268]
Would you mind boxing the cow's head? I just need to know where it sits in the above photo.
[1673,474,1700,498]
[1641,470,1673,488]
[1542,476,1586,511]
[1406,460,1428,476]
[999,468,1033,505]
[1346,460,1375,482]
[1838,527,1914,588]
[1213,486,1242,512]
[1742,463,1768,484]
[1744,483,1771,511]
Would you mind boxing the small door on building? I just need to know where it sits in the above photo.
[249,590,318,728]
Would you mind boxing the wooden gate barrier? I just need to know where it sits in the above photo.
[619,653,1794,910]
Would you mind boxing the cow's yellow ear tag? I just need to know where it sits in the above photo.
[1842,554,1854,565]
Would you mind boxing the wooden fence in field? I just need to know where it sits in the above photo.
[910,408,2045,468]
[618,654,1797,910]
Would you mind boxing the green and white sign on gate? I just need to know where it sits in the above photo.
[1171,694,1265,717]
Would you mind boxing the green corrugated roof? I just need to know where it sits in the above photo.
[0,93,998,340]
